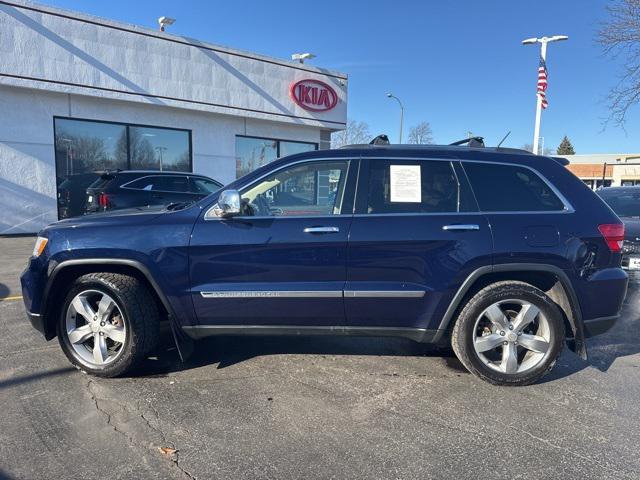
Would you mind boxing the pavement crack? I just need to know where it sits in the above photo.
[508,425,629,477]
[86,380,196,479]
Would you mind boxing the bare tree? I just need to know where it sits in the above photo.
[598,0,640,125]
[407,122,433,144]
[331,119,371,148]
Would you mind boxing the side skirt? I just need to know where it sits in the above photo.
[181,325,441,343]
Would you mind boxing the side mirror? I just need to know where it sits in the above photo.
[209,189,241,218]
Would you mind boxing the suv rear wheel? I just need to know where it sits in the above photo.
[57,273,160,377]
[451,281,565,386]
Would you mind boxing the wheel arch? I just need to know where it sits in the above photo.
[42,259,176,341]
[436,263,586,359]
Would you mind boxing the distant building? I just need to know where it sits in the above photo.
[562,154,640,190]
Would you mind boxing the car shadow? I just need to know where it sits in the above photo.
[133,279,640,382]
[132,333,454,378]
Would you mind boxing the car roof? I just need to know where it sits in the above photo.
[598,186,640,193]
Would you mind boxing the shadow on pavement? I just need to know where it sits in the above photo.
[0,366,76,390]
[132,279,640,382]
[0,283,9,298]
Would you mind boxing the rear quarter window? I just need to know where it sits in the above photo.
[463,162,566,212]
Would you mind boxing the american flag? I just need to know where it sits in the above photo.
[537,57,548,109]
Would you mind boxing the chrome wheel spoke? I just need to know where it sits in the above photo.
[474,333,504,353]
[93,333,108,364]
[501,342,519,374]
[103,325,125,344]
[519,334,549,354]
[72,295,96,322]
[67,324,93,345]
[97,295,116,323]
[512,303,540,332]
[484,304,510,331]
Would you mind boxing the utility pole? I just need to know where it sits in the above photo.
[522,35,568,154]
[155,146,167,171]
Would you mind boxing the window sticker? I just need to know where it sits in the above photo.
[390,165,421,203]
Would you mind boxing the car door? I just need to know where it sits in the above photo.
[344,157,493,334]
[189,158,357,327]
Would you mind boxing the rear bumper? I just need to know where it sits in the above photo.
[583,314,619,338]
[578,267,628,328]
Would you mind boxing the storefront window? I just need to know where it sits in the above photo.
[129,126,190,171]
[235,136,317,178]
[54,118,191,219]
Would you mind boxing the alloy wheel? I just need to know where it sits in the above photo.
[65,289,127,367]
[473,299,551,375]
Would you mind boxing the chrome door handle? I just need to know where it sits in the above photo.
[442,224,480,231]
[303,226,340,234]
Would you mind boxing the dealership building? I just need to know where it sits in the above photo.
[0,0,347,233]
[563,153,640,190]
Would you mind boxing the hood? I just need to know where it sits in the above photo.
[621,216,640,240]
[47,206,168,231]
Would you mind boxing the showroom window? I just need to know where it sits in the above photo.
[235,135,317,178]
[53,117,191,219]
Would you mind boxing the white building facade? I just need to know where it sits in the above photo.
[0,0,347,233]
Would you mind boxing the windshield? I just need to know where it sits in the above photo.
[598,189,640,217]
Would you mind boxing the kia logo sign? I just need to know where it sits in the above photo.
[290,79,338,112]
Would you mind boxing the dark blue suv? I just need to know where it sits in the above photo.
[21,144,628,385]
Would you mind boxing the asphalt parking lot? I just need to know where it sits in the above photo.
[1,236,639,479]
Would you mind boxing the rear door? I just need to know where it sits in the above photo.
[345,157,493,333]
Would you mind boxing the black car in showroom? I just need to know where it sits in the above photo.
[84,170,223,214]
[597,186,640,270]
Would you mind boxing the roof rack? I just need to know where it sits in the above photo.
[338,134,536,156]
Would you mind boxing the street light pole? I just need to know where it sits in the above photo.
[386,93,404,144]
[155,146,167,171]
[522,35,568,155]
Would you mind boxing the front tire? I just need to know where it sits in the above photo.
[451,281,565,386]
[57,273,160,377]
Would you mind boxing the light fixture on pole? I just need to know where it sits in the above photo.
[291,53,316,64]
[386,93,404,144]
[522,35,568,154]
[158,16,175,32]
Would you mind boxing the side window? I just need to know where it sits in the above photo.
[150,175,190,193]
[190,177,222,194]
[240,161,349,216]
[366,160,466,214]
[122,177,154,191]
[463,162,565,212]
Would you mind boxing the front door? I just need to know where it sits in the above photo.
[345,158,493,333]
[189,158,355,327]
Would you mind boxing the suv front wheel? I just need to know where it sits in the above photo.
[57,272,160,377]
[451,281,565,386]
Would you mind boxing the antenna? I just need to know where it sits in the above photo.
[496,131,511,149]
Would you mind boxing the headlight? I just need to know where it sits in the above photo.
[32,236,48,257]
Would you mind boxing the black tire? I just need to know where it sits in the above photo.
[57,272,160,377]
[451,281,565,386]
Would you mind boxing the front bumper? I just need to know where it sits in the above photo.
[26,310,47,336]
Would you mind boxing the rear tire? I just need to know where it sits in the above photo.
[57,273,160,377]
[451,281,565,386]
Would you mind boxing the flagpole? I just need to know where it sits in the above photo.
[532,41,547,155]
[522,35,568,155]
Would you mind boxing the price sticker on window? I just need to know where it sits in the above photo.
[390,165,421,203]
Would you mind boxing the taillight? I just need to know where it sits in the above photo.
[598,223,624,252]
[98,193,110,209]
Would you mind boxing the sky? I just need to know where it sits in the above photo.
[40,0,640,154]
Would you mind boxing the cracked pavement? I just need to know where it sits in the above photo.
[1,236,640,479]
